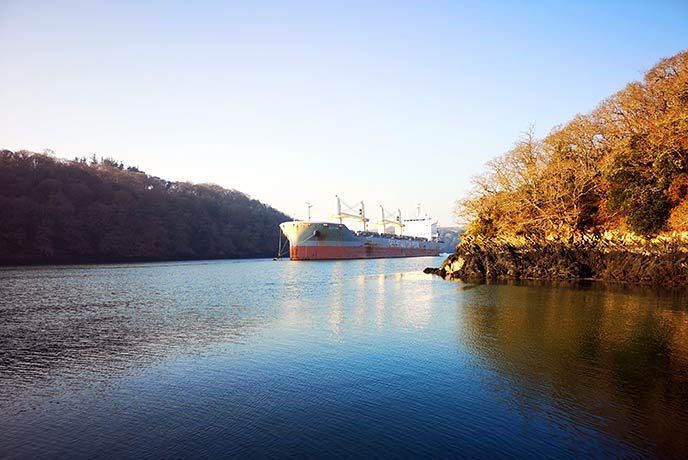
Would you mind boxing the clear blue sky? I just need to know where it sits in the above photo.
[1,1,686,225]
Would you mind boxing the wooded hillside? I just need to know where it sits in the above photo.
[460,50,688,239]
[0,151,291,264]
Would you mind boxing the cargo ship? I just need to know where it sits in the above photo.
[279,197,440,260]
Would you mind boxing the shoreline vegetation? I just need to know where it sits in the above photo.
[0,150,290,265]
[430,50,688,286]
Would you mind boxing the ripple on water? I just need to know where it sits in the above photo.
[1,259,687,459]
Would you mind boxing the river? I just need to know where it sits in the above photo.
[1,257,687,459]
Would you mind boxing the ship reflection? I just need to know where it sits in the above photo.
[323,270,436,337]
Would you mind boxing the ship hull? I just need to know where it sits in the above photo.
[279,221,439,260]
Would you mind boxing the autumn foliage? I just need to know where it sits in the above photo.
[460,50,688,239]
[0,151,291,264]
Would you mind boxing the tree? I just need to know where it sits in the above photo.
[0,150,292,264]
[458,50,688,239]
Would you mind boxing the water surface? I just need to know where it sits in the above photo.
[1,258,687,459]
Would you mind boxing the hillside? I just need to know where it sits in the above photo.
[0,151,291,264]
[438,227,464,253]
[434,50,688,284]
[460,50,688,239]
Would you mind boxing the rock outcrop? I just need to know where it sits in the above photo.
[427,236,688,286]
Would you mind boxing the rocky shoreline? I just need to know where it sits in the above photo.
[425,236,688,286]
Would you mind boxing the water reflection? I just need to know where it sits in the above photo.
[329,262,345,336]
[459,282,688,458]
[0,258,440,405]
[374,269,386,329]
[2,259,688,460]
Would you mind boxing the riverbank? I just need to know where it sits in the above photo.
[426,234,688,286]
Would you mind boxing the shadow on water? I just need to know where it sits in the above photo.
[457,281,688,459]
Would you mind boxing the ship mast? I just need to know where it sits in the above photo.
[378,206,404,235]
[332,195,370,230]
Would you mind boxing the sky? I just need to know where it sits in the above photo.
[1,1,687,226]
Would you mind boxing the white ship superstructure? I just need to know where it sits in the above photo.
[402,203,439,241]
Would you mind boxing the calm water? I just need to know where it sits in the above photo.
[1,258,687,459]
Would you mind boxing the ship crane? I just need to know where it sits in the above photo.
[378,206,404,236]
[331,195,370,230]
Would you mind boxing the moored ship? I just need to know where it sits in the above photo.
[279,197,440,260]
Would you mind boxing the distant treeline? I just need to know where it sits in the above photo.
[0,150,291,264]
[438,227,463,253]
[460,50,688,239]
